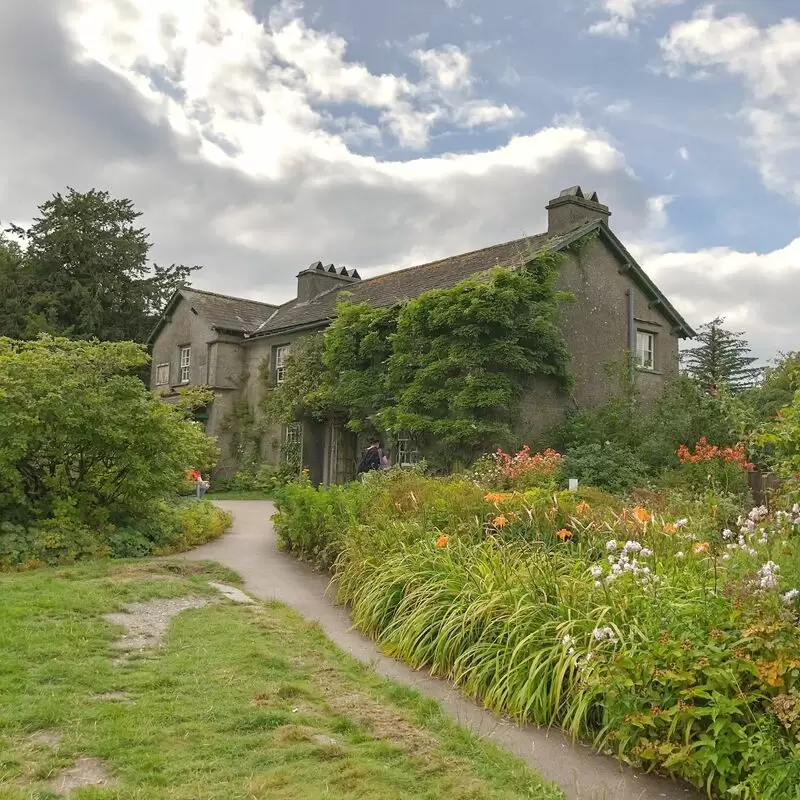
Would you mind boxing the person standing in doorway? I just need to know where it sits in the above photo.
[357,438,384,476]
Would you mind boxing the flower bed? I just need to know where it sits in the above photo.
[273,459,800,798]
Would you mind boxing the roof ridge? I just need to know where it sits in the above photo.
[292,230,554,310]
[181,286,277,308]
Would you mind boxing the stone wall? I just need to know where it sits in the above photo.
[517,235,681,442]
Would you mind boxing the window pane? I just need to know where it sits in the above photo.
[179,347,191,382]
[635,332,654,369]
[275,345,289,385]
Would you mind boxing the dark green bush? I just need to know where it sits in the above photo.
[0,501,232,569]
[561,442,650,494]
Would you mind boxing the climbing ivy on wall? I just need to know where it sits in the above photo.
[262,248,575,466]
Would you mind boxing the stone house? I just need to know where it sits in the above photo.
[148,186,695,483]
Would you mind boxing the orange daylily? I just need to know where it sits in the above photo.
[492,514,509,529]
[556,528,572,541]
[632,507,651,524]
[693,541,710,555]
[484,492,507,504]
[435,535,449,548]
[575,500,591,515]
[663,523,677,534]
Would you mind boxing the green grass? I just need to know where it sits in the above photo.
[206,490,273,500]
[0,559,563,800]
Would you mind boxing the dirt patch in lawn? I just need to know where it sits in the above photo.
[315,671,439,759]
[49,756,113,796]
[28,730,62,749]
[103,596,211,659]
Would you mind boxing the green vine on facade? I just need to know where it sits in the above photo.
[261,247,576,466]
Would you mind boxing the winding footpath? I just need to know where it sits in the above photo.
[188,501,698,800]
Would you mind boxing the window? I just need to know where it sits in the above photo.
[275,345,290,386]
[155,363,170,386]
[179,346,191,383]
[395,433,419,468]
[282,423,303,471]
[285,423,303,446]
[636,331,655,371]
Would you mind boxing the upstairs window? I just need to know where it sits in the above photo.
[275,345,290,386]
[155,364,170,386]
[636,331,655,371]
[179,346,191,383]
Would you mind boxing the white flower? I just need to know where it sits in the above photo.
[675,518,688,528]
[781,589,800,605]
[606,540,618,552]
[608,554,617,565]
[722,529,733,540]
[591,626,618,644]
[568,647,575,655]
[758,561,780,591]
[623,540,642,553]
[641,548,653,558]
[722,554,731,561]
[676,551,685,559]
[562,635,573,646]
[590,565,603,579]
[594,580,603,588]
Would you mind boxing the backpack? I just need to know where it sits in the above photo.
[357,446,381,474]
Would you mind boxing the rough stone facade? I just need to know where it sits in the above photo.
[149,187,693,482]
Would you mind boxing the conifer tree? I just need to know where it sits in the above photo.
[681,316,762,392]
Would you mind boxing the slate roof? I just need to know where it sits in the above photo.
[252,227,580,337]
[179,288,277,333]
[147,288,278,343]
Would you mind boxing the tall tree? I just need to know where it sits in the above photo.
[0,234,27,339]
[681,316,762,392]
[3,188,199,342]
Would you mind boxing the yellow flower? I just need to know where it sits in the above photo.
[556,528,572,541]
[492,514,509,529]
[435,535,449,548]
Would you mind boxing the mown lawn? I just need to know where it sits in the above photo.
[0,560,563,800]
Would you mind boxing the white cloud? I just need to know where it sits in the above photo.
[590,0,688,38]
[678,146,689,160]
[65,0,518,155]
[639,237,800,358]
[661,6,800,201]
[444,0,463,7]
[605,99,632,115]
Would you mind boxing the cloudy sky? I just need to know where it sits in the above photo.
[2,0,799,359]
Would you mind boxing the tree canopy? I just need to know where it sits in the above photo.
[681,316,762,392]
[1,188,198,342]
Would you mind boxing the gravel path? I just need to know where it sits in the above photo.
[187,500,700,800]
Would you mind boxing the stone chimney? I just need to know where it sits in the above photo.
[296,262,361,302]
[546,186,610,235]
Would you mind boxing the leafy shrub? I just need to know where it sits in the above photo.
[0,337,218,529]
[561,442,650,494]
[1,501,231,568]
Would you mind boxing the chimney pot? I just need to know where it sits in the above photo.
[296,261,361,302]
[546,185,610,235]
